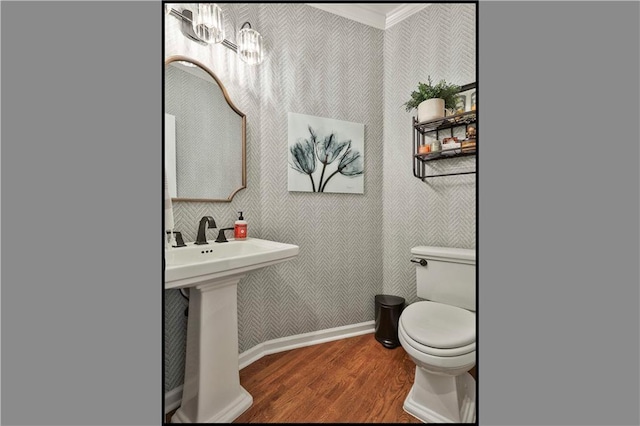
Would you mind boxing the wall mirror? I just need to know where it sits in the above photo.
[164,55,246,202]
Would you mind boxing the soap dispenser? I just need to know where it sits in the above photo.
[234,211,247,239]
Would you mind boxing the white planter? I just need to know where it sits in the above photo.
[418,98,445,122]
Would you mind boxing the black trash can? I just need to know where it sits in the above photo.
[374,294,405,349]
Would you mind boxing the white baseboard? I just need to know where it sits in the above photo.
[164,385,183,414]
[165,320,375,413]
[238,320,374,369]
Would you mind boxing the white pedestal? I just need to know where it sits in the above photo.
[403,368,476,423]
[171,273,253,423]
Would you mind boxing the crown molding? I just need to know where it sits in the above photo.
[385,4,428,29]
[307,4,387,29]
[306,3,428,30]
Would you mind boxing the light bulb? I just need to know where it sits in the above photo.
[237,26,264,65]
[192,3,224,44]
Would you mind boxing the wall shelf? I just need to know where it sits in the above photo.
[414,110,476,133]
[414,148,476,162]
[412,82,477,180]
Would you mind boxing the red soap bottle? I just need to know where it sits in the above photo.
[234,211,247,239]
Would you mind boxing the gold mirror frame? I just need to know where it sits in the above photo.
[164,55,247,202]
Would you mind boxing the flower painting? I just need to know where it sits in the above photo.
[288,113,364,194]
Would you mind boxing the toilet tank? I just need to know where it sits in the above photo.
[411,246,476,312]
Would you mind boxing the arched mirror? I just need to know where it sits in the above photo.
[164,55,246,202]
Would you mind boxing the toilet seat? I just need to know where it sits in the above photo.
[399,325,476,372]
[399,324,475,357]
[400,301,475,349]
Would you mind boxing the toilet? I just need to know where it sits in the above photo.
[398,246,476,423]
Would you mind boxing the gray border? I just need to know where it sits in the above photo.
[479,2,639,425]
[1,2,162,425]
[1,1,639,425]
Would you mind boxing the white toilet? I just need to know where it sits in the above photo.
[398,246,476,423]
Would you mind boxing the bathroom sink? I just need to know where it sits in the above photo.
[165,237,299,289]
[165,237,299,423]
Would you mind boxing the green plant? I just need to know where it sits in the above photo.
[403,76,461,112]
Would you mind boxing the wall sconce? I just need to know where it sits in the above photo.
[166,3,265,65]
[192,3,225,45]
[237,22,264,65]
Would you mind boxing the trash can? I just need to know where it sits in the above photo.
[374,294,405,349]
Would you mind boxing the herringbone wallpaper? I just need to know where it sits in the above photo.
[382,4,476,304]
[164,3,475,393]
[255,3,384,342]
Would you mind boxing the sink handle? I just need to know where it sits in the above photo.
[215,228,235,243]
[166,230,186,247]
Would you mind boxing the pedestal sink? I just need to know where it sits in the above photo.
[165,238,299,423]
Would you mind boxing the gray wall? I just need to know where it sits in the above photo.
[382,4,477,303]
[165,3,476,393]
[164,3,384,392]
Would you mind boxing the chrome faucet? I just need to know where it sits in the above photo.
[195,216,217,245]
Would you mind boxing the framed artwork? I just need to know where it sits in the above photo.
[456,84,477,113]
[288,112,364,194]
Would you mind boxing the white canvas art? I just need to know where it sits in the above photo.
[288,112,365,194]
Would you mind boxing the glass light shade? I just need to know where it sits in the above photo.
[192,3,224,44]
[237,27,264,65]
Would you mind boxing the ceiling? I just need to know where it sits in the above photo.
[356,3,406,15]
[306,3,428,30]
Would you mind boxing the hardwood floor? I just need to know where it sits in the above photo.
[166,333,477,423]
[234,333,421,423]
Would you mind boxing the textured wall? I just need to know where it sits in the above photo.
[164,3,384,392]
[381,4,476,304]
[255,2,384,340]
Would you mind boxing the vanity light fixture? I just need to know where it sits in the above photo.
[166,3,265,65]
[237,22,264,65]
[192,3,224,45]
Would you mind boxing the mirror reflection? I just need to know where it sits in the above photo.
[164,56,246,202]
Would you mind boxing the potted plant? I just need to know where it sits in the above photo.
[403,76,461,122]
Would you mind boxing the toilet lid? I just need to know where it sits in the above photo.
[400,301,475,349]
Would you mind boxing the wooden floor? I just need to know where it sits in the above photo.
[167,333,477,423]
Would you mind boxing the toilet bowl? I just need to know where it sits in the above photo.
[399,246,476,423]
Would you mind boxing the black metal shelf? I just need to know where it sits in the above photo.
[415,169,477,179]
[413,151,476,178]
[412,82,477,180]
[414,110,476,133]
[413,130,477,179]
[414,148,476,162]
